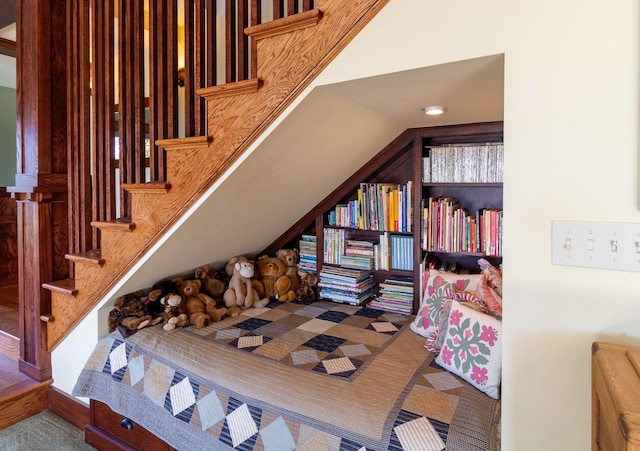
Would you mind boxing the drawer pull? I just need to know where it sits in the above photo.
[120,417,134,430]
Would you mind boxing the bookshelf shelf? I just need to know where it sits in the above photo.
[263,121,503,314]
[422,182,503,188]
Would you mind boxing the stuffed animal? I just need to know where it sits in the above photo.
[223,256,269,314]
[146,277,183,321]
[108,291,155,337]
[194,264,227,299]
[161,293,189,331]
[180,279,227,328]
[254,255,296,302]
[296,270,318,301]
[276,248,301,292]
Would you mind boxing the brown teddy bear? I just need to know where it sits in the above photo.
[194,264,227,299]
[108,291,155,337]
[223,256,269,315]
[179,279,227,328]
[254,255,296,302]
[161,293,189,331]
[276,248,301,293]
[295,270,318,301]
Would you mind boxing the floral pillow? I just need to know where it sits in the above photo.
[435,301,502,399]
[424,289,488,353]
[410,269,483,338]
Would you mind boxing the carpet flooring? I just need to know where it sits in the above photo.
[0,410,94,450]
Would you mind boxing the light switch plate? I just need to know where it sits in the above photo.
[551,220,640,271]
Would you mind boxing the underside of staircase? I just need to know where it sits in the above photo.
[41,0,390,352]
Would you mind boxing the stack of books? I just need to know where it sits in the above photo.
[367,277,414,315]
[298,234,317,273]
[341,239,375,270]
[318,265,374,305]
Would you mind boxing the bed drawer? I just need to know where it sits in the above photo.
[592,342,640,451]
[88,400,173,451]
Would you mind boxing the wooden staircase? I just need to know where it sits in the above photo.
[41,0,390,352]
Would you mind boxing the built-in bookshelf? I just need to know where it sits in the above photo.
[262,122,504,313]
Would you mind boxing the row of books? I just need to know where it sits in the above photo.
[323,228,414,272]
[367,276,414,315]
[423,144,504,183]
[327,182,413,233]
[298,234,317,273]
[318,265,374,306]
[422,196,502,257]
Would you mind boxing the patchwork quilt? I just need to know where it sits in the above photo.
[73,301,500,451]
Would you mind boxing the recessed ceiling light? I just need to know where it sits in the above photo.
[423,106,446,116]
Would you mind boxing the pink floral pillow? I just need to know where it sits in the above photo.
[435,301,502,399]
[410,270,483,338]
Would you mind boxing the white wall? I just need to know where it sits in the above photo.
[53,1,640,450]
[329,1,638,450]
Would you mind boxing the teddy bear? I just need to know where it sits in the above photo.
[145,277,183,321]
[160,293,189,331]
[108,291,155,337]
[254,255,296,302]
[223,256,270,315]
[276,248,301,293]
[295,270,318,301]
[194,264,227,299]
[179,279,227,328]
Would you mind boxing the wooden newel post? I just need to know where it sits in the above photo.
[8,0,69,382]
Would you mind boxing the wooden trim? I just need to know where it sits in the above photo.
[0,37,16,51]
[245,8,322,40]
[48,385,90,430]
[0,330,19,361]
[0,37,16,57]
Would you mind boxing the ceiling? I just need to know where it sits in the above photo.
[319,54,504,129]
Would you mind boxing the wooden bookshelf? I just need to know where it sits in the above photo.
[263,121,503,313]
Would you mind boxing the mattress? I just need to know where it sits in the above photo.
[73,300,500,450]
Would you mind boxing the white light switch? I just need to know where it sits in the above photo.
[551,220,640,271]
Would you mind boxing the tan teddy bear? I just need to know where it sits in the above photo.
[223,256,270,315]
[276,248,301,293]
[254,255,296,302]
[179,279,227,328]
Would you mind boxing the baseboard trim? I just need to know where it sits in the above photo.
[47,385,89,430]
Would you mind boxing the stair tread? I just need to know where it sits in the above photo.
[65,250,104,265]
[245,8,322,40]
[42,278,78,296]
[121,182,171,193]
[90,218,136,232]
[197,78,262,100]
[156,135,213,150]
